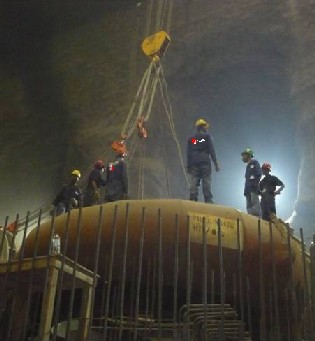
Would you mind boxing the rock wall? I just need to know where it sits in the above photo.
[0,1,314,240]
[285,0,315,238]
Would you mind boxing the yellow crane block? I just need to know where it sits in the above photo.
[141,31,170,61]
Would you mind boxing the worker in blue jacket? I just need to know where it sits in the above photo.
[104,152,128,202]
[241,148,262,217]
[187,118,220,203]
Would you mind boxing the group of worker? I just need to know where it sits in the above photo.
[53,148,128,216]
[53,116,284,222]
[187,118,285,221]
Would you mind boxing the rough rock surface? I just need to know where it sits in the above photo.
[0,1,314,240]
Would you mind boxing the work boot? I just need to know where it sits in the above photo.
[189,195,197,201]
[205,197,214,204]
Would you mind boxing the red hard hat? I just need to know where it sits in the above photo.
[95,160,104,168]
[262,162,271,170]
[111,140,127,156]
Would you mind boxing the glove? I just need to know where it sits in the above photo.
[70,198,78,208]
[93,189,101,203]
[215,163,220,172]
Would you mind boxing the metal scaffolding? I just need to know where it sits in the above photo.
[0,201,313,341]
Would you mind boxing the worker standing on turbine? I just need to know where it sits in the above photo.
[187,118,220,203]
[259,162,285,221]
[104,138,128,202]
[241,148,262,217]
[84,160,106,206]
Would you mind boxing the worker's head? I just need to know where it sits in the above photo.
[71,169,81,184]
[116,151,126,158]
[196,118,209,131]
[94,160,105,170]
[262,162,271,175]
[241,148,254,163]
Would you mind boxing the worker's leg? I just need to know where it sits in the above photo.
[55,202,66,216]
[105,182,125,202]
[83,188,94,207]
[189,166,199,201]
[269,195,277,215]
[246,192,261,217]
[109,193,125,202]
[260,194,271,220]
[200,165,213,203]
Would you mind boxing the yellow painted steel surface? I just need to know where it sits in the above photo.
[188,211,244,250]
[21,199,309,298]
[21,199,308,340]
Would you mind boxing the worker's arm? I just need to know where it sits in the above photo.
[89,171,102,202]
[208,135,220,172]
[91,180,98,191]
[274,178,285,195]
[53,185,66,206]
[254,160,262,180]
[77,188,84,207]
[122,160,128,195]
[186,139,192,170]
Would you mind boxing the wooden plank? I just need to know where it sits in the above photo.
[0,255,97,286]
[78,284,94,341]
[38,267,58,341]
[0,255,99,341]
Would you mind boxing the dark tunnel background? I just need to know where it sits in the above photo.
[0,2,301,231]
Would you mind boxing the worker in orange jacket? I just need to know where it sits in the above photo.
[104,139,128,202]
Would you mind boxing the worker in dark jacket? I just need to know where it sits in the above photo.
[84,160,106,206]
[241,148,262,217]
[104,152,128,202]
[53,170,83,216]
[259,162,285,221]
[187,118,220,203]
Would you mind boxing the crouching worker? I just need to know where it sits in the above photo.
[53,170,83,216]
[104,137,128,202]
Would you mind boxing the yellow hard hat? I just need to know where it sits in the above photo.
[71,169,81,178]
[195,118,209,128]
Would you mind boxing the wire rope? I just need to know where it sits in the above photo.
[144,0,154,38]
[155,0,165,33]
[154,61,190,188]
[136,140,146,200]
[123,0,179,199]
[140,142,146,199]
[15,2,175,228]
[121,61,154,137]
[166,0,173,34]
[136,142,143,199]
[129,67,156,135]
[158,107,171,198]
[143,66,160,122]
